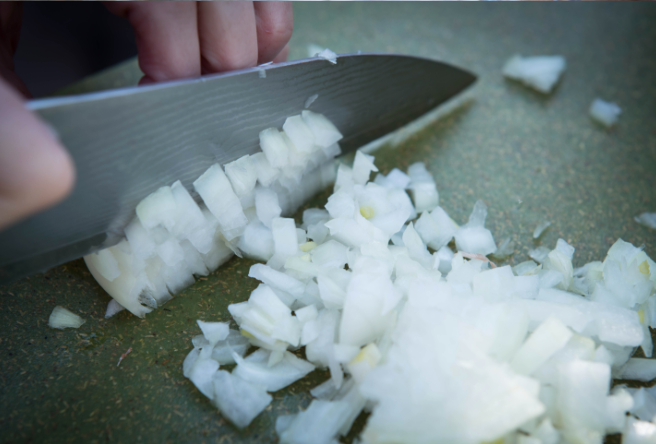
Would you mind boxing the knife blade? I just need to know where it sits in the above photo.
[0,53,476,284]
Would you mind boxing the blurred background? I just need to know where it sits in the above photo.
[14,2,137,97]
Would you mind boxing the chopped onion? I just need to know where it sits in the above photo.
[316,48,337,64]
[105,299,125,318]
[233,349,315,392]
[304,94,319,109]
[283,115,316,153]
[82,110,656,443]
[49,306,85,329]
[533,220,552,239]
[352,151,378,184]
[211,370,272,429]
[259,128,290,169]
[589,98,621,128]
[302,110,343,148]
[635,212,656,230]
[193,164,248,241]
[619,358,656,382]
[503,55,566,94]
[224,155,258,209]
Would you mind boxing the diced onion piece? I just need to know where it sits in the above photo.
[48,306,85,329]
[197,320,230,345]
[618,358,656,382]
[316,48,337,64]
[239,220,274,262]
[249,264,306,298]
[84,240,154,318]
[123,217,157,264]
[635,212,656,230]
[233,349,315,392]
[455,226,497,256]
[493,237,515,259]
[211,370,272,429]
[347,343,381,383]
[211,330,251,365]
[352,151,379,184]
[259,128,290,169]
[510,317,572,375]
[529,246,551,264]
[255,186,282,229]
[136,185,177,231]
[502,55,566,94]
[407,162,439,213]
[283,115,316,153]
[589,98,621,128]
[225,155,257,208]
[302,110,343,148]
[271,217,300,257]
[251,152,280,187]
[86,248,120,282]
[170,180,214,254]
[623,417,656,444]
[304,94,319,109]
[105,299,125,318]
[533,221,551,239]
[194,164,248,241]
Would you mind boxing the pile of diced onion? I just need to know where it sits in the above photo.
[85,112,656,444]
[84,110,340,318]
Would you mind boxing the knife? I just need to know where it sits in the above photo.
[0,53,476,284]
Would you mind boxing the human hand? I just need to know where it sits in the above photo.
[0,1,293,231]
[104,1,293,84]
[0,3,75,231]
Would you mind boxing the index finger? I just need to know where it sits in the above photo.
[104,1,201,84]
[254,1,293,65]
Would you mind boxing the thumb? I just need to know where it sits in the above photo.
[0,76,75,231]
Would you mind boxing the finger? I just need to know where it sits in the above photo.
[254,1,293,64]
[273,44,289,64]
[0,77,75,231]
[104,1,200,84]
[197,1,258,73]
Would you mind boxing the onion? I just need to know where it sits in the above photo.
[316,48,337,64]
[304,94,318,109]
[589,98,622,128]
[352,151,378,184]
[211,370,272,429]
[259,128,290,169]
[225,155,258,209]
[635,212,656,230]
[283,115,316,153]
[232,349,314,391]
[619,359,656,382]
[104,299,125,318]
[83,110,656,441]
[48,306,85,329]
[193,164,248,241]
[136,185,178,231]
[502,55,566,94]
[407,162,439,213]
[251,152,280,187]
[533,220,552,239]
[86,248,120,282]
[302,110,343,148]
[623,417,656,444]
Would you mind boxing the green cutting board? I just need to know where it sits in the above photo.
[1,3,655,443]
